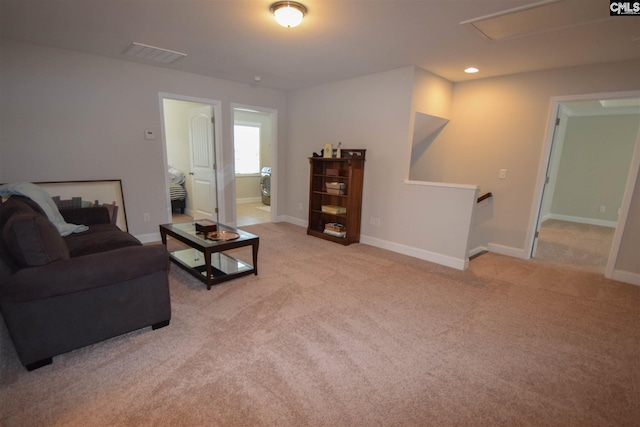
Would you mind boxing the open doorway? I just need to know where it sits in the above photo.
[160,94,222,225]
[531,94,640,274]
[232,106,276,227]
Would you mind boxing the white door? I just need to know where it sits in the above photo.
[188,105,217,221]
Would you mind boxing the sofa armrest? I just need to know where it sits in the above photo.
[0,245,169,302]
[59,207,110,225]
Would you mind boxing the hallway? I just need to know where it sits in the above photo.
[236,202,271,227]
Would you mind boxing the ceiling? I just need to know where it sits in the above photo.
[1,0,639,91]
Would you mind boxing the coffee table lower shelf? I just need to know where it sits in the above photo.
[170,248,256,289]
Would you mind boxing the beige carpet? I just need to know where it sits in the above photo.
[535,219,615,273]
[1,222,638,426]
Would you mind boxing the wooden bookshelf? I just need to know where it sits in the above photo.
[307,149,366,245]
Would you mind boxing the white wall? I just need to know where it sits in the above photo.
[0,40,286,241]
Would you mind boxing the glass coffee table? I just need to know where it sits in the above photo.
[159,221,259,290]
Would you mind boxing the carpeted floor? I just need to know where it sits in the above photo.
[535,219,615,273]
[1,222,638,426]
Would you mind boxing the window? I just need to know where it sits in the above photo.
[234,124,261,174]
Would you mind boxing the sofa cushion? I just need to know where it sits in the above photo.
[0,196,44,230]
[3,212,70,267]
[63,223,141,258]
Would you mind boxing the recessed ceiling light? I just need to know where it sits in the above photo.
[464,67,479,74]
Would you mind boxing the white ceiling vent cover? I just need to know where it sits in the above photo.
[461,0,606,41]
[123,42,187,64]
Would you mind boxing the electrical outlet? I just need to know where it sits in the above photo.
[143,213,151,222]
[599,205,606,213]
[499,169,507,180]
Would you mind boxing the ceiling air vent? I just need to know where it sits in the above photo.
[123,42,187,64]
[461,0,607,41]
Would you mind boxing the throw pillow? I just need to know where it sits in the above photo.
[3,212,70,267]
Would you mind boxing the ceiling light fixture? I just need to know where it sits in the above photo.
[270,1,307,28]
[464,67,479,74]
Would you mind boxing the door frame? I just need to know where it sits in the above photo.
[158,93,225,224]
[526,90,640,280]
[230,103,278,225]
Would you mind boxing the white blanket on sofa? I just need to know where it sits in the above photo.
[0,182,88,236]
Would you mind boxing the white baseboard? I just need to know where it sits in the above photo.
[272,214,287,223]
[283,215,307,228]
[487,243,529,259]
[610,269,640,286]
[281,217,467,270]
[136,232,161,244]
[360,235,468,270]
[236,197,262,204]
[546,214,617,228]
[469,246,488,258]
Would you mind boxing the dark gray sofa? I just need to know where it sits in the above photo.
[0,195,171,371]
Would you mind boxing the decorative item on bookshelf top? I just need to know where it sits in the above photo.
[323,143,333,158]
[313,143,364,160]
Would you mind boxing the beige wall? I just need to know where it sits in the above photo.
[550,114,639,223]
[409,60,640,265]
[286,67,477,269]
[163,100,192,176]
[616,170,640,274]
[409,69,453,178]
[0,40,286,238]
[1,39,638,279]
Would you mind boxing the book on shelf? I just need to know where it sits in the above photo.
[325,182,346,195]
[321,205,346,215]
[323,229,346,238]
